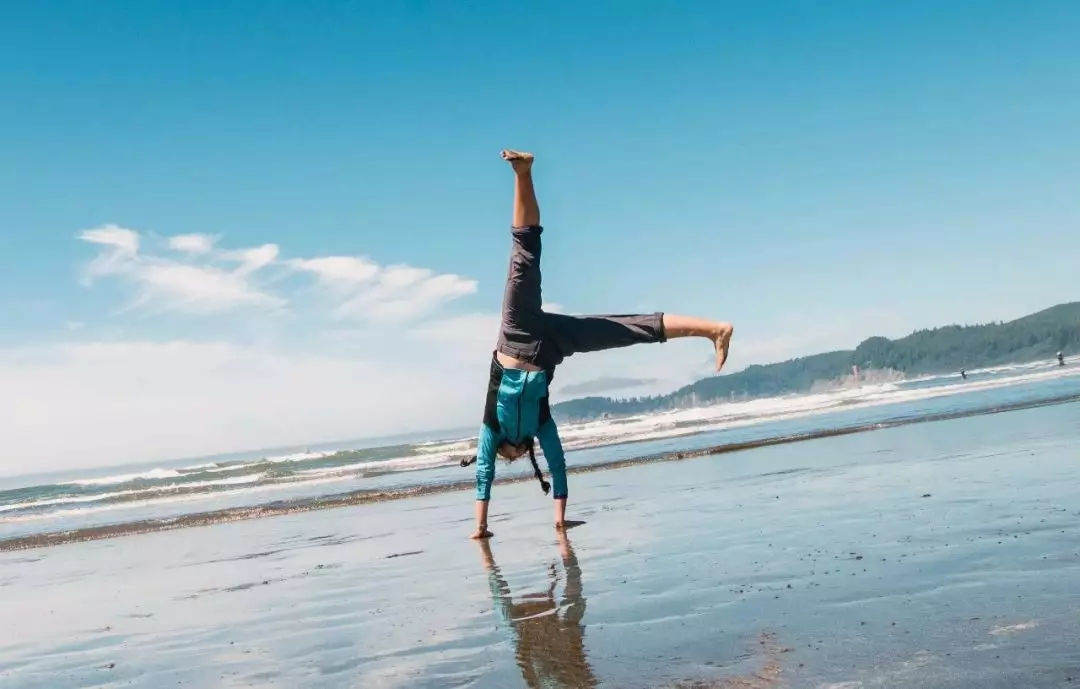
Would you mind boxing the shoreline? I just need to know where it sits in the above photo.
[6,382,1078,688]
[3,390,1078,553]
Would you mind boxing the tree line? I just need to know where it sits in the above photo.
[553,302,1080,422]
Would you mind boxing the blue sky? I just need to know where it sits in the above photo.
[2,2,1078,472]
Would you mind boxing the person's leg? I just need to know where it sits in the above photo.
[663,314,735,370]
[496,150,546,364]
[544,312,734,371]
[504,149,539,227]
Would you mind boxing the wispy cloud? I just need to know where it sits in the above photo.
[292,256,477,323]
[81,224,139,253]
[80,224,140,283]
[79,224,282,314]
[290,256,380,285]
[79,225,476,321]
[131,262,283,313]
[223,244,280,275]
[168,233,217,254]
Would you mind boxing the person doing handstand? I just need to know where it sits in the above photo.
[469,150,734,539]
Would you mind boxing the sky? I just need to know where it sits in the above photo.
[2,1,1078,474]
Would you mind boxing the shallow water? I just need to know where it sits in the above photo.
[2,396,1078,687]
[3,360,1078,543]
[4,362,1080,548]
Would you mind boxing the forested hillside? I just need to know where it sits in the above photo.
[553,302,1080,422]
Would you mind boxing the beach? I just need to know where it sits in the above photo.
[2,385,1079,687]
[8,3,1080,686]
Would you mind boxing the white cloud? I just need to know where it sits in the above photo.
[293,257,477,323]
[43,225,495,471]
[222,243,280,274]
[80,227,284,314]
[133,262,284,312]
[80,225,477,323]
[80,224,139,254]
[79,224,140,283]
[0,338,487,473]
[290,256,380,285]
[168,233,217,254]
[337,268,477,322]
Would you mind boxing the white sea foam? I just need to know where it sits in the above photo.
[414,439,472,455]
[552,363,1080,452]
[185,450,333,474]
[0,473,364,525]
[294,453,457,478]
[65,468,182,487]
[0,474,269,516]
[11,361,1077,526]
[0,488,144,513]
[263,450,334,464]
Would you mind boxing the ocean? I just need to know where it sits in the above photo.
[2,359,1079,549]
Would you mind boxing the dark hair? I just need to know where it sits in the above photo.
[460,438,549,494]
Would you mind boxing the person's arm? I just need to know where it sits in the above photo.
[536,419,569,527]
[476,540,514,625]
[556,531,586,624]
[472,424,498,539]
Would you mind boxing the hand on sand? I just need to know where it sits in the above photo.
[470,528,494,539]
[555,520,586,531]
[501,149,534,173]
[714,323,734,371]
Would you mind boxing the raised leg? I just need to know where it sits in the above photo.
[496,150,547,364]
[543,312,734,371]
[502,149,539,227]
[662,314,735,370]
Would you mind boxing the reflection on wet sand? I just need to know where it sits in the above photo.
[477,532,597,689]
[478,534,787,689]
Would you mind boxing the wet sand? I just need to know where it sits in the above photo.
[2,400,1079,687]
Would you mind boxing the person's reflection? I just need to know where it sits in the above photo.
[477,532,597,689]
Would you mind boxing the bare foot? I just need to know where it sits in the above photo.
[469,528,493,539]
[501,149,534,174]
[714,323,734,371]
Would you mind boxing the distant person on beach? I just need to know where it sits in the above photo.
[960,369,967,379]
[1058,352,1066,366]
[467,150,733,539]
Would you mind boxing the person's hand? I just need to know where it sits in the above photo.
[475,538,496,568]
[470,527,493,539]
